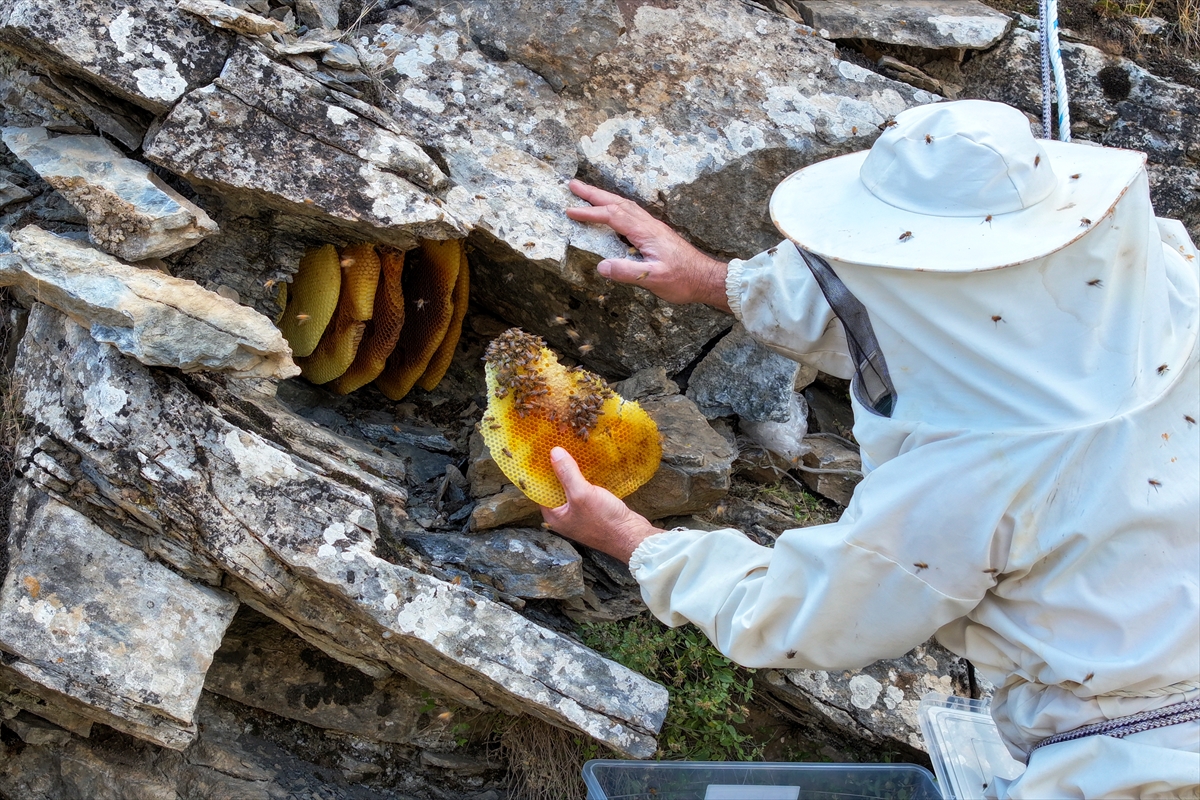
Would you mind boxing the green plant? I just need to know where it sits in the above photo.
[582,614,765,762]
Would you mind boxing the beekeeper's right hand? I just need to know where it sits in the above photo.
[565,180,731,313]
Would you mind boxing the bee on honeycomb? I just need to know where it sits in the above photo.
[482,329,661,507]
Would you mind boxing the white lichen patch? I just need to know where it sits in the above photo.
[848,674,883,709]
[223,429,301,483]
[326,105,356,125]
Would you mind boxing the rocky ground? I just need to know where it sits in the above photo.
[0,0,1194,797]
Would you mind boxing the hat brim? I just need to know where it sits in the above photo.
[769,141,1147,272]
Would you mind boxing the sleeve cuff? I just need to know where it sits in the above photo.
[725,257,746,322]
[628,528,694,579]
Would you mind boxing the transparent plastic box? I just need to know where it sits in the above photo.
[917,693,1026,799]
[582,760,941,800]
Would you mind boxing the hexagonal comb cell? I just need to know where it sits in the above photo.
[278,243,340,357]
[481,328,661,508]
[338,243,381,322]
[331,247,405,395]
[416,239,468,391]
[375,238,462,401]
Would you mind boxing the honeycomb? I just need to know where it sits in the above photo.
[416,239,469,391]
[331,247,405,395]
[338,243,381,321]
[375,238,461,401]
[481,328,661,508]
[278,243,340,357]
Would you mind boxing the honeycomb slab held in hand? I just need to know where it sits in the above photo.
[481,328,662,508]
[278,243,340,357]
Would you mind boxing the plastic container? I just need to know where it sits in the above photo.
[917,693,1025,799]
[582,760,941,800]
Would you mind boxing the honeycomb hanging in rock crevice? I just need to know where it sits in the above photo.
[416,239,469,392]
[375,238,461,401]
[331,247,405,395]
[277,243,340,357]
[481,328,661,508]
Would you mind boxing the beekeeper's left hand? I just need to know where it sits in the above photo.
[540,447,664,563]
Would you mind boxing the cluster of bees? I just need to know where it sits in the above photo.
[481,328,661,508]
[276,238,468,399]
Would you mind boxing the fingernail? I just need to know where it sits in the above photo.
[551,447,566,462]
[596,261,612,278]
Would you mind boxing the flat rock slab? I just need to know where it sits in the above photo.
[0,0,234,113]
[0,225,299,379]
[3,126,219,260]
[12,305,668,757]
[0,488,240,749]
[686,323,800,422]
[796,0,1012,50]
[400,529,584,600]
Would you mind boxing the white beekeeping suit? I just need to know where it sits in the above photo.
[629,100,1199,798]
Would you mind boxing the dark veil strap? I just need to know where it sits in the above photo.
[796,249,896,417]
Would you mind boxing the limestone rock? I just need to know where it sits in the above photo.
[469,484,542,531]
[12,305,668,757]
[0,225,299,379]
[614,366,680,401]
[3,712,74,746]
[800,435,862,507]
[796,0,1012,50]
[400,529,585,599]
[205,608,428,744]
[177,0,283,35]
[144,44,464,251]
[0,672,94,738]
[0,487,240,749]
[686,323,800,422]
[0,175,31,209]
[763,639,982,754]
[294,0,341,30]
[2,126,219,260]
[0,0,234,114]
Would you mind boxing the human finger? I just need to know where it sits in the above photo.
[597,258,658,284]
[549,447,591,499]
[568,179,629,207]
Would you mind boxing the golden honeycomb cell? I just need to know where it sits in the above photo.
[278,243,340,357]
[416,239,469,391]
[481,328,661,508]
[338,243,381,321]
[374,239,461,401]
[297,270,369,384]
[331,247,406,395]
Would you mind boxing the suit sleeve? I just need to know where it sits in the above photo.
[726,240,855,380]
[629,434,1016,670]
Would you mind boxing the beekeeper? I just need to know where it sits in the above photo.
[545,99,1199,798]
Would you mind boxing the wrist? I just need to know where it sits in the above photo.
[610,516,664,564]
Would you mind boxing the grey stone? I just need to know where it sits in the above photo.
[0,175,30,209]
[795,0,1012,50]
[614,366,680,401]
[686,323,800,422]
[3,126,219,260]
[0,487,240,749]
[0,0,234,114]
[144,44,463,252]
[399,529,585,599]
[741,391,811,466]
[205,608,428,743]
[469,484,542,531]
[12,305,669,757]
[3,712,74,746]
[177,0,284,35]
[294,0,341,30]
[799,436,862,507]
[321,42,362,70]
[0,672,94,737]
[0,226,299,380]
[763,639,983,754]
[1129,15,1167,35]
[420,749,494,775]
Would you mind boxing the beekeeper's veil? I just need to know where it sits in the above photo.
[769,100,1198,467]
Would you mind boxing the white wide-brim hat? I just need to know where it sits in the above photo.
[770,100,1147,272]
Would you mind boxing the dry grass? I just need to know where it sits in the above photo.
[497,718,591,800]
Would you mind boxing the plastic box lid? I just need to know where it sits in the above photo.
[582,760,941,800]
[917,693,1025,799]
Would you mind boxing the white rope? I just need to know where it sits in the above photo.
[1039,0,1072,141]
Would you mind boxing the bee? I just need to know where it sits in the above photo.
[991,314,1003,324]
[437,710,455,722]
[1148,478,1162,490]
[851,126,858,135]
[1157,364,1169,375]
[541,522,553,529]
[518,478,528,490]
[767,247,778,256]
[304,198,316,205]
[415,298,427,310]
[501,446,513,458]
[503,273,515,283]
[635,270,650,281]
[578,343,595,355]
[925,134,934,144]
[474,194,487,200]
[594,294,608,307]
[982,214,993,226]
[523,241,536,249]
[551,315,568,326]
[627,246,640,256]
[1083,672,1095,683]
[1070,173,1081,179]
[1080,218,1092,227]
[983,568,1000,575]
[263,278,277,289]
[785,650,797,659]
[878,117,897,130]
[899,231,913,242]
[295,313,311,325]
[1186,415,1196,426]
[565,328,581,342]
[1087,279,1103,287]
[913,562,929,572]
[1034,155,1041,167]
